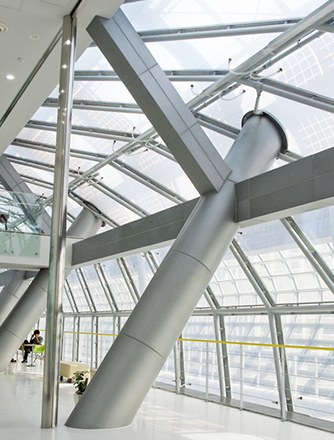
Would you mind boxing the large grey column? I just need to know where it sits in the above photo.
[66,111,287,429]
[0,207,102,374]
[41,14,77,429]
[0,271,30,326]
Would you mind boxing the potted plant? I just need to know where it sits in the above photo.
[72,370,88,404]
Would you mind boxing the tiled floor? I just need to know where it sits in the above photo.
[1,361,332,440]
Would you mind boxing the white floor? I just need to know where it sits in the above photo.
[1,361,333,440]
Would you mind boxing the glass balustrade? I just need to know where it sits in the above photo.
[0,189,43,257]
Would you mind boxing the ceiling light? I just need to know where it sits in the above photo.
[0,23,8,34]
[29,34,39,40]
[6,74,15,80]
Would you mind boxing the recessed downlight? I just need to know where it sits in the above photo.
[0,23,8,34]
[29,34,39,40]
[6,74,15,80]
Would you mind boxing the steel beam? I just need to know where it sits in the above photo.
[43,97,142,113]
[117,257,140,303]
[281,216,334,296]
[26,119,136,143]
[273,314,293,412]
[71,145,334,268]
[138,19,299,42]
[7,154,149,219]
[214,313,231,399]
[241,76,334,115]
[94,263,118,312]
[186,1,334,112]
[62,299,334,319]
[72,198,199,267]
[230,239,275,309]
[236,146,334,226]
[64,281,76,314]
[75,268,95,313]
[87,11,230,195]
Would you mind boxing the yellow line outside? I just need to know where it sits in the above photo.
[59,331,334,351]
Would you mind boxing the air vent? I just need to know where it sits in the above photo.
[0,23,8,34]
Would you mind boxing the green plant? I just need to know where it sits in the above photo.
[72,370,88,395]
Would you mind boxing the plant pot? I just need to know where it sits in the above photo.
[73,393,83,405]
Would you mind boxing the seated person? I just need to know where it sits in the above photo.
[22,330,43,363]
[0,213,8,230]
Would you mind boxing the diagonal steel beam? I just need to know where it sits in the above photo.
[186,1,334,112]
[138,19,300,42]
[87,11,230,195]
[281,216,334,296]
[42,9,326,206]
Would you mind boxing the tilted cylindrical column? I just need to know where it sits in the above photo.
[66,111,287,429]
[0,270,31,326]
[0,208,102,373]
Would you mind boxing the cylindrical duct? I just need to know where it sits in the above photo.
[0,208,102,373]
[66,112,287,429]
[0,271,31,326]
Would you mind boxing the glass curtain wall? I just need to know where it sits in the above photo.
[10,0,334,432]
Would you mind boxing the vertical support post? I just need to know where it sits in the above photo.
[269,313,288,415]
[41,14,76,429]
[294,354,298,391]
[60,317,65,361]
[315,357,319,396]
[173,344,180,394]
[72,316,77,361]
[281,349,287,421]
[76,317,80,361]
[205,341,209,401]
[90,317,94,370]
[94,316,99,370]
[240,345,244,410]
[179,335,186,390]
[113,316,116,341]
[213,315,225,399]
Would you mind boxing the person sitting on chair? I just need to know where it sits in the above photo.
[0,213,8,230]
[22,330,43,363]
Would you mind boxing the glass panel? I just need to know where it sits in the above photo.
[282,315,334,422]
[97,316,116,365]
[66,271,91,312]
[181,316,218,396]
[123,254,154,296]
[0,189,43,257]
[63,287,73,313]
[224,315,279,408]
[209,251,260,307]
[157,350,176,389]
[103,260,135,310]
[62,317,74,361]
[81,266,111,311]
[78,317,92,366]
